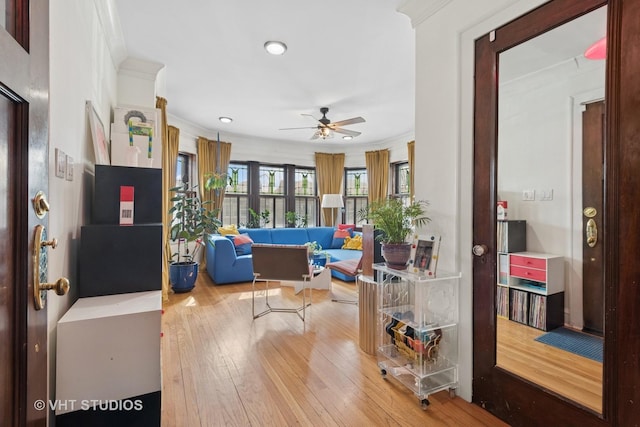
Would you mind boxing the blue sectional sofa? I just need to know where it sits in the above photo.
[205,227,362,285]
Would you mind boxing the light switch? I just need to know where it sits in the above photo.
[522,190,535,201]
[540,189,554,201]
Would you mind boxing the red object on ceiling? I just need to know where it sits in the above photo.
[585,37,607,60]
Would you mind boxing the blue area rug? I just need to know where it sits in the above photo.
[534,327,603,363]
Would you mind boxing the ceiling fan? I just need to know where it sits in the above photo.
[280,107,365,140]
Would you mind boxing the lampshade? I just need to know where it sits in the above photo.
[584,36,606,60]
[321,194,344,208]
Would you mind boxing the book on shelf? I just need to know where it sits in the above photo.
[498,253,509,285]
[497,220,526,253]
[496,285,509,318]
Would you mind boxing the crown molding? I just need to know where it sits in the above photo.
[396,0,452,28]
[118,57,165,81]
[93,0,127,66]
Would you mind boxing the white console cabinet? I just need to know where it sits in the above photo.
[55,290,161,426]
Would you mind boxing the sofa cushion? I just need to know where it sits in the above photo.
[331,229,351,248]
[271,228,310,245]
[242,228,272,244]
[342,234,363,250]
[219,224,240,235]
[337,224,356,237]
[306,227,334,250]
[228,233,254,255]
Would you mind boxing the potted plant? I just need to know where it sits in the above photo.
[286,211,308,228]
[305,241,330,267]
[358,198,430,270]
[168,182,221,292]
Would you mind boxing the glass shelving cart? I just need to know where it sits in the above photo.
[374,263,461,409]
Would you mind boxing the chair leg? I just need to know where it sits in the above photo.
[252,277,311,321]
[331,275,359,305]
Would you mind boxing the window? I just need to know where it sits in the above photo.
[221,163,249,226]
[218,162,322,228]
[259,165,285,227]
[344,168,368,226]
[293,168,318,227]
[393,162,410,205]
[176,153,192,187]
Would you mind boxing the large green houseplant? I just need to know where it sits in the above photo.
[358,198,430,270]
[168,182,221,292]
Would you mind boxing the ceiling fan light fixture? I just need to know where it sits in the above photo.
[219,116,233,124]
[264,40,287,55]
[319,127,333,139]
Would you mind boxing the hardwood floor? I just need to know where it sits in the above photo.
[161,273,507,426]
[496,316,603,413]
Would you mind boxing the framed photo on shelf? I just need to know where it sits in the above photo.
[86,100,110,165]
[409,234,441,277]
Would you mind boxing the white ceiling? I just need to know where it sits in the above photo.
[113,0,415,146]
[499,6,607,82]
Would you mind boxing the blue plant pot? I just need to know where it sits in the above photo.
[169,262,198,293]
[312,254,330,267]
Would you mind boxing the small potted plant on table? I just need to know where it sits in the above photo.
[358,198,430,270]
[305,241,330,267]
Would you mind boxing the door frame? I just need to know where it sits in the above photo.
[471,0,626,425]
[1,0,50,425]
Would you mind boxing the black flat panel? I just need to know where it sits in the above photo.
[56,391,160,427]
[94,165,162,224]
[79,224,162,297]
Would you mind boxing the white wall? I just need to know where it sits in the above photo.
[169,113,413,169]
[404,0,557,402]
[48,0,119,423]
[498,56,605,327]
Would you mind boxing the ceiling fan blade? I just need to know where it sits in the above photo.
[301,113,325,125]
[279,126,318,130]
[310,132,320,140]
[330,117,365,127]
[332,128,361,137]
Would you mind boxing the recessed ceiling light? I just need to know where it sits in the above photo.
[219,116,233,124]
[342,136,353,140]
[264,41,287,55]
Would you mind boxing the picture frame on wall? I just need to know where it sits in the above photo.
[86,100,110,165]
[409,234,441,277]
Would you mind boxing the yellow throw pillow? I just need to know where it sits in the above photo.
[342,234,363,250]
[218,224,239,236]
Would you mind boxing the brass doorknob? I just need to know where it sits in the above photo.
[33,225,71,310]
[39,277,70,296]
[41,238,58,249]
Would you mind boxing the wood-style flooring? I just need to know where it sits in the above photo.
[161,273,508,426]
[496,316,603,413]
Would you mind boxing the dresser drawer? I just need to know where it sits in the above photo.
[510,265,546,282]
[510,255,546,270]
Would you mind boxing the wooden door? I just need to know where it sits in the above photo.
[0,1,50,425]
[472,0,612,425]
[582,101,605,335]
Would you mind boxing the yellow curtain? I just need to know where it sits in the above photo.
[197,137,232,212]
[156,96,178,301]
[365,149,390,203]
[407,140,415,202]
[197,137,216,206]
[315,152,345,226]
